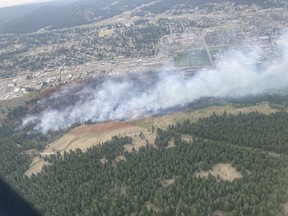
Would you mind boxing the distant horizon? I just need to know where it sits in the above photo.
[0,0,54,8]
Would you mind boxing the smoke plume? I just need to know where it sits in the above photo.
[23,34,288,133]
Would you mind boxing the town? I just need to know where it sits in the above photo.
[0,1,288,101]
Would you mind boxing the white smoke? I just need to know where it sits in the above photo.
[23,34,288,133]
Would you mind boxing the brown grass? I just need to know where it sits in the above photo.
[71,121,132,135]
[181,134,193,143]
[213,210,225,216]
[166,138,175,148]
[161,177,175,187]
[131,102,276,130]
[283,203,288,216]
[24,156,50,177]
[100,157,108,165]
[41,122,145,153]
[25,121,146,176]
[146,202,161,213]
[114,155,126,162]
[195,163,243,181]
[120,185,127,196]
[125,132,157,152]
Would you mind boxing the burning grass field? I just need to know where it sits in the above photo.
[25,102,277,176]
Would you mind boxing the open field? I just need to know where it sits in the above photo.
[24,156,50,177]
[194,163,243,181]
[25,121,150,176]
[283,203,288,216]
[25,102,277,176]
[174,51,211,67]
[213,210,225,216]
[42,121,147,154]
[130,102,276,130]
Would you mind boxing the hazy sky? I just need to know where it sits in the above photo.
[0,0,54,8]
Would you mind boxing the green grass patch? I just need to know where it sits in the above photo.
[130,120,154,129]
[174,49,211,67]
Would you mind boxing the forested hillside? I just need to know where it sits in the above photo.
[1,100,288,215]
[175,111,288,154]
[0,109,285,215]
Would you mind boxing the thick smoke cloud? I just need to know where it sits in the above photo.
[23,34,288,133]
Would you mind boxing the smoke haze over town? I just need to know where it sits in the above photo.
[23,33,288,133]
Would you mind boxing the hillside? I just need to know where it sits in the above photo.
[0,0,288,215]
[0,0,287,33]
[0,101,287,215]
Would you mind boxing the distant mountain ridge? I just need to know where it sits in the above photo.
[0,0,153,33]
[0,0,77,25]
[0,0,286,34]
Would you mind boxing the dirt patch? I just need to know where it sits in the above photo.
[146,202,161,213]
[120,185,127,196]
[195,163,243,181]
[166,138,175,148]
[181,134,193,143]
[161,177,175,187]
[71,121,133,135]
[114,155,126,163]
[100,157,108,165]
[268,152,281,157]
[213,210,225,216]
[283,203,288,216]
[38,85,62,99]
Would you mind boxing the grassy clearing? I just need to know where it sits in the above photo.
[125,132,157,152]
[130,120,153,129]
[161,177,176,187]
[25,122,146,175]
[174,50,211,67]
[132,102,276,130]
[65,137,82,151]
[213,210,225,216]
[24,156,50,177]
[180,134,193,143]
[194,163,243,181]
[146,202,161,213]
[166,137,175,148]
[283,203,288,216]
[114,155,127,163]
